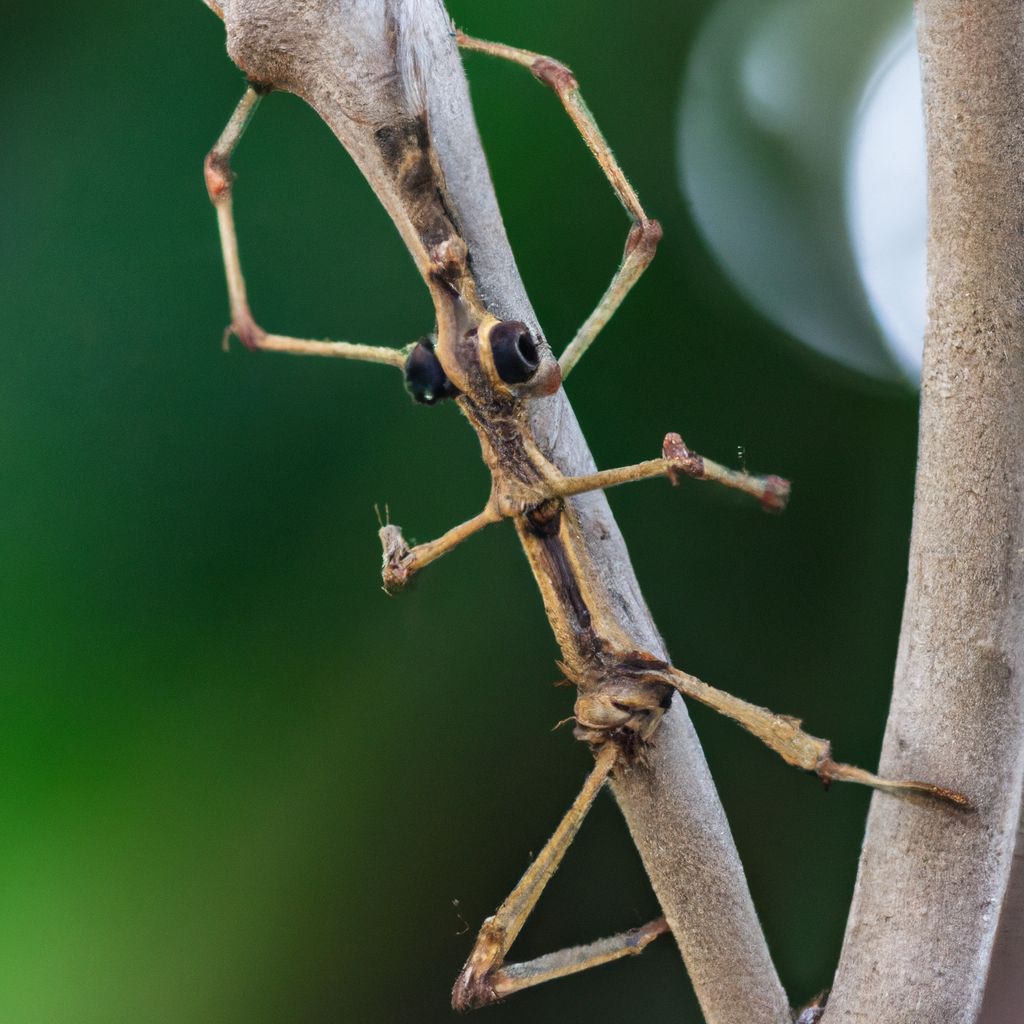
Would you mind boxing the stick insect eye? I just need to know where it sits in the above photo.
[404,337,457,405]
[489,320,540,384]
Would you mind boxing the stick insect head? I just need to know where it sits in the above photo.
[404,284,561,408]
[470,315,562,400]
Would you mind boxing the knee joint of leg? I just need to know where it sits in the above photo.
[531,56,578,93]
[626,218,663,260]
[204,152,235,202]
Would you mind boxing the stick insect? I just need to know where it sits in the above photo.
[203,5,969,1012]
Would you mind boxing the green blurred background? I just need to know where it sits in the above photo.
[2,2,919,1021]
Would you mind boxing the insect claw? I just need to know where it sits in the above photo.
[379,523,413,594]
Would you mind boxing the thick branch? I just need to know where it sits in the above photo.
[208,1,788,1019]
[826,4,1024,1021]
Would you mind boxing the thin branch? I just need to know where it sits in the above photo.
[825,3,1024,1020]
[977,811,1024,1023]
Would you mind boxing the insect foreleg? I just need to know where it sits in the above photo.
[205,88,410,368]
[456,32,661,379]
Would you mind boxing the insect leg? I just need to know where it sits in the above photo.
[456,33,661,379]
[456,917,669,1010]
[453,744,639,1010]
[662,665,970,807]
[548,433,791,512]
[379,506,502,593]
[205,88,409,368]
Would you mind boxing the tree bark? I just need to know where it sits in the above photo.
[206,1,790,1020]
[825,3,1024,1021]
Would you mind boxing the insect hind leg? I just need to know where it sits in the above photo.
[452,744,667,1009]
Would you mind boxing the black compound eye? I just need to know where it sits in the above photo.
[404,338,457,405]
[489,320,540,385]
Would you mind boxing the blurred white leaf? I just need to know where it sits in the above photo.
[847,32,926,380]
[678,0,925,384]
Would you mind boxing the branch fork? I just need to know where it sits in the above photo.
[199,4,994,1021]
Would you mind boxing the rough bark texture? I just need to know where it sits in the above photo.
[977,811,1024,1023]
[826,3,1024,1021]
[207,1,791,1020]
